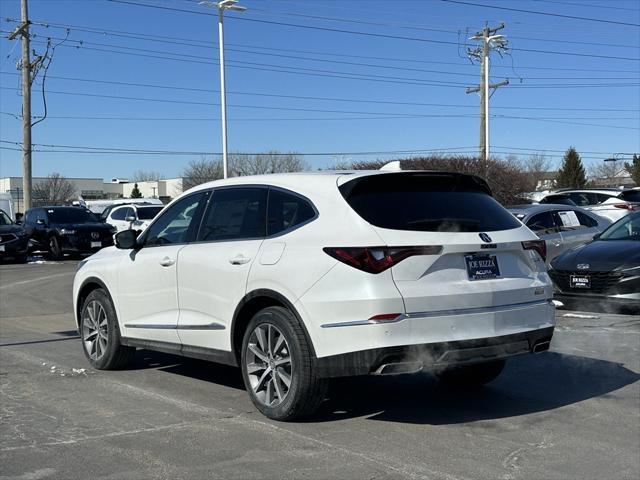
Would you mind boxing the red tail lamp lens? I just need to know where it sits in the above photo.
[522,240,547,261]
[323,246,442,274]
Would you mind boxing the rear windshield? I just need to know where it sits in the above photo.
[47,208,97,224]
[137,206,163,220]
[340,173,521,232]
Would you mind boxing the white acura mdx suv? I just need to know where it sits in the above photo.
[73,171,555,420]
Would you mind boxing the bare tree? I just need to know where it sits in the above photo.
[32,173,76,206]
[523,153,552,191]
[230,151,309,176]
[181,156,223,191]
[133,170,165,182]
[590,160,623,187]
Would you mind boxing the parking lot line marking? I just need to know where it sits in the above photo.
[0,272,73,290]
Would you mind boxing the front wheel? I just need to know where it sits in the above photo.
[80,289,135,370]
[436,359,506,388]
[240,306,327,421]
[48,236,63,260]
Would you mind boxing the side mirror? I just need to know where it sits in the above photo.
[125,216,136,222]
[115,229,140,250]
[36,219,45,225]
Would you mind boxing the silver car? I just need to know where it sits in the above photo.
[509,204,611,263]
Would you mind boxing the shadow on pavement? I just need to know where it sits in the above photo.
[130,350,639,425]
[313,352,639,425]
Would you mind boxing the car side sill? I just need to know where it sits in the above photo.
[120,337,237,367]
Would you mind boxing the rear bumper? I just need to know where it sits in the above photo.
[315,327,554,378]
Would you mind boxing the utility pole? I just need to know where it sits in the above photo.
[201,0,246,179]
[466,23,509,175]
[8,0,32,210]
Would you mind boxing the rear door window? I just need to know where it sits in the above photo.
[527,211,559,234]
[198,187,267,242]
[339,173,521,232]
[267,189,316,236]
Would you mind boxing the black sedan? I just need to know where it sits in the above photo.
[22,206,116,260]
[0,209,29,263]
[548,211,640,312]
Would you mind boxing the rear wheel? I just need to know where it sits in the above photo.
[240,306,327,421]
[80,289,135,370]
[48,236,63,260]
[436,359,506,388]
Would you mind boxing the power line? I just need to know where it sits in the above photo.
[105,1,640,61]
[440,0,640,27]
[2,72,637,112]
[14,20,640,73]
[22,31,640,81]
[20,38,640,89]
[530,0,640,13]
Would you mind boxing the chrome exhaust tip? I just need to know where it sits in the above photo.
[532,340,551,353]
[373,361,423,375]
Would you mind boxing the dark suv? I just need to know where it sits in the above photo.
[23,206,116,259]
[0,209,29,263]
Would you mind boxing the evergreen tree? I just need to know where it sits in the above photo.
[130,183,143,198]
[556,147,587,188]
[625,154,640,185]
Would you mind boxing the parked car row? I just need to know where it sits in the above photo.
[0,200,166,262]
[539,188,640,222]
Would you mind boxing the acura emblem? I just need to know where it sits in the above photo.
[577,263,590,270]
[91,232,100,240]
[479,233,492,243]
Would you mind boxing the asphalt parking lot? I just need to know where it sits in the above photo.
[1,261,638,480]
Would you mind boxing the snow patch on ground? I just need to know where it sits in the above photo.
[562,313,600,319]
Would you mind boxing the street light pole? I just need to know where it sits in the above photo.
[201,0,246,179]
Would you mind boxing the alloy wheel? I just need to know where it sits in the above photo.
[245,323,292,407]
[82,300,109,361]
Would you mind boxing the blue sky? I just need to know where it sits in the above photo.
[0,0,638,180]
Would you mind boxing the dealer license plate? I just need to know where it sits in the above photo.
[0,245,5,252]
[570,275,590,289]
[90,241,102,248]
[465,253,500,280]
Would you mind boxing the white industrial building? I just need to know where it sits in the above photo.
[0,176,184,213]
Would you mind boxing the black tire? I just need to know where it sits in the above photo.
[240,306,327,421]
[436,359,506,388]
[48,235,63,260]
[79,288,135,370]
[15,254,28,264]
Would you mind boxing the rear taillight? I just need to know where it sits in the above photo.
[613,204,633,210]
[522,239,547,262]
[323,246,442,274]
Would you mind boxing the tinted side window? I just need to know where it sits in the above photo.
[110,207,127,221]
[575,211,598,228]
[24,209,35,224]
[568,192,591,206]
[144,193,205,246]
[595,193,614,204]
[198,188,267,242]
[267,189,316,236]
[527,212,558,234]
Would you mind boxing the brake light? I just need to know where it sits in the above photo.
[613,204,632,210]
[323,246,442,274]
[522,240,547,262]
[369,313,402,322]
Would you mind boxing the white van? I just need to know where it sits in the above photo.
[0,193,14,220]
